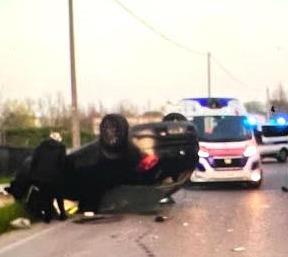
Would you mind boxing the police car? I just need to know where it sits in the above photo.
[254,115,288,163]
[166,97,263,188]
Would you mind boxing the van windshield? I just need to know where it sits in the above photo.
[191,115,252,142]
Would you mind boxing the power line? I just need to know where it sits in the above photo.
[211,55,250,87]
[112,0,205,56]
[113,0,250,89]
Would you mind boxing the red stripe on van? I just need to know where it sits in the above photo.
[207,148,244,156]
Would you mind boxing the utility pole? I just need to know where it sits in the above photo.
[68,0,80,148]
[266,87,270,120]
[207,52,211,98]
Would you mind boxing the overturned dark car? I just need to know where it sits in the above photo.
[7,113,199,213]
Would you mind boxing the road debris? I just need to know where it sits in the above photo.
[154,215,168,222]
[227,228,234,232]
[84,212,95,217]
[183,222,189,227]
[232,246,246,252]
[262,204,271,209]
[10,218,31,229]
[159,197,175,204]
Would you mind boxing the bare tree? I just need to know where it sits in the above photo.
[115,99,139,117]
[36,93,71,128]
[2,100,36,129]
[78,103,103,132]
[244,101,265,114]
[98,100,106,116]
[269,83,288,112]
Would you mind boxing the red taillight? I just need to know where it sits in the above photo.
[138,154,159,172]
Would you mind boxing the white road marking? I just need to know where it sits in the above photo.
[0,222,68,256]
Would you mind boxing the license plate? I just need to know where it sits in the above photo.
[224,158,232,164]
[168,127,184,134]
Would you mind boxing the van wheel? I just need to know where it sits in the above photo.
[248,180,262,189]
[277,149,287,163]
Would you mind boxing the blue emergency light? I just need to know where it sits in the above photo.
[243,116,257,128]
[269,113,288,126]
[247,116,257,126]
[182,97,235,108]
[276,117,286,125]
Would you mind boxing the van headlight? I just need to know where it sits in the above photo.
[251,172,261,182]
[243,145,257,157]
[198,149,209,158]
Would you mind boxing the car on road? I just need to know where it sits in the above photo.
[7,113,199,213]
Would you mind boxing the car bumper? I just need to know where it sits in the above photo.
[190,168,262,183]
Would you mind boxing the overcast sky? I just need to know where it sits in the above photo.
[0,0,288,111]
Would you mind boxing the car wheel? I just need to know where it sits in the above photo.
[162,113,187,122]
[99,114,129,159]
[277,149,287,163]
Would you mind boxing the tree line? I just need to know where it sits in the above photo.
[0,93,163,147]
[1,84,287,147]
[244,84,288,115]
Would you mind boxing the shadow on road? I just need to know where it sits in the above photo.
[183,182,254,191]
[261,159,278,164]
[72,214,124,224]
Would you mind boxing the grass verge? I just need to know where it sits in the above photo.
[0,176,13,184]
[0,202,31,234]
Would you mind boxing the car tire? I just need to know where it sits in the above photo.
[247,179,262,189]
[99,114,129,159]
[277,149,287,163]
[162,113,187,122]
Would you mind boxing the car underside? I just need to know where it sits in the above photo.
[7,113,199,213]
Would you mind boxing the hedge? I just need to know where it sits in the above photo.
[4,127,96,148]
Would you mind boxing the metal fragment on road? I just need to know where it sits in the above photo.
[154,216,168,222]
[232,246,246,252]
[83,212,95,217]
[10,218,31,229]
[183,222,189,227]
[159,197,170,204]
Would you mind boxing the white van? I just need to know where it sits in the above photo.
[167,98,263,188]
[255,123,288,163]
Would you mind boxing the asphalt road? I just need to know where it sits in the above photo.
[1,160,288,257]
